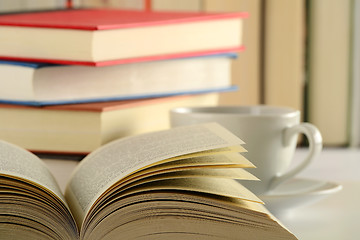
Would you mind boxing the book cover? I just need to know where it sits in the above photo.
[306,0,352,146]
[0,53,237,106]
[263,0,305,116]
[0,9,247,66]
[0,8,247,29]
[350,0,360,147]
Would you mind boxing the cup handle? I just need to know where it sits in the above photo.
[269,123,323,190]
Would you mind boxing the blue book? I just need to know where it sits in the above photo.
[0,53,238,106]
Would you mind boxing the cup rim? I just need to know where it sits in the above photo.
[170,105,300,117]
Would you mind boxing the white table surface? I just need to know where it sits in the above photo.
[279,148,360,240]
[43,147,360,240]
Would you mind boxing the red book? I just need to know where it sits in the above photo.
[0,9,247,66]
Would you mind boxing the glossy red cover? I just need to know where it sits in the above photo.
[0,9,248,30]
[0,9,247,66]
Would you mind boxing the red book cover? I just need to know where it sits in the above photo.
[0,9,247,66]
[0,9,248,30]
[0,48,245,67]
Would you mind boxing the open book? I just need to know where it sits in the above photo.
[0,123,297,239]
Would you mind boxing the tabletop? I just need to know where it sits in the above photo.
[277,148,360,240]
[43,147,360,240]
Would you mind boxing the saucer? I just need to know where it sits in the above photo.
[259,178,342,214]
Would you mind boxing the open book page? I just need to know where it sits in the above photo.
[161,145,247,162]
[65,123,245,226]
[0,140,65,203]
[134,152,255,177]
[81,190,295,240]
[115,153,259,191]
[133,168,259,181]
[120,177,263,204]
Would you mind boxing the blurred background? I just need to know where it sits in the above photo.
[0,0,358,148]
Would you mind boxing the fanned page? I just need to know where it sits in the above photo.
[0,140,65,203]
[0,140,78,239]
[65,123,247,226]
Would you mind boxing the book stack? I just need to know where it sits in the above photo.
[0,8,247,154]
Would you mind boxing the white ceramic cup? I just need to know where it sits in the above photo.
[170,105,323,195]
